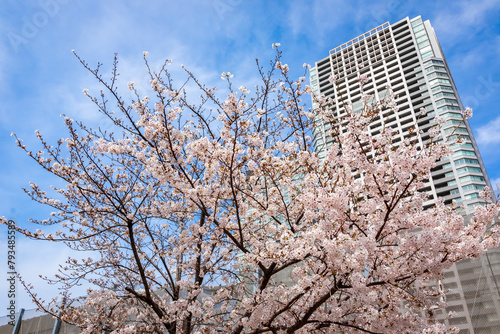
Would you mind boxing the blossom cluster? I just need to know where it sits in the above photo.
[3,49,499,334]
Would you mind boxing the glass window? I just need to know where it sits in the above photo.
[457,166,481,174]
[415,29,427,38]
[441,112,462,118]
[454,150,476,157]
[442,163,452,169]
[416,35,428,43]
[446,119,463,126]
[418,40,430,48]
[454,158,479,166]
[378,89,388,99]
[468,202,486,209]
[413,24,425,33]
[438,105,460,112]
[465,193,480,200]
[434,92,456,99]
[422,51,434,59]
[451,143,473,149]
[429,78,451,86]
[412,18,423,26]
[444,127,468,134]
[463,184,485,191]
[447,134,471,142]
[432,85,453,92]
[460,175,484,182]
[352,100,363,114]
[445,171,455,178]
[425,59,444,66]
[427,66,446,72]
[428,72,449,79]
[436,98,458,106]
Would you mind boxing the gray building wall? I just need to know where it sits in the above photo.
[310,16,500,333]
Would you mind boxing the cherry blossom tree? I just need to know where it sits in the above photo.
[3,47,500,334]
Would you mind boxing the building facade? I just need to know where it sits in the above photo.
[310,16,500,333]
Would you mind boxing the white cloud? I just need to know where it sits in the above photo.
[476,116,500,145]
[0,237,88,312]
[448,41,489,70]
[432,0,500,41]
[286,0,355,41]
[490,176,500,196]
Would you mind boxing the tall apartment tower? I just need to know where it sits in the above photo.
[310,16,500,333]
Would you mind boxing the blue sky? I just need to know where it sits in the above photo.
[1,0,500,313]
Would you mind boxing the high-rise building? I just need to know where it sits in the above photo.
[310,16,500,333]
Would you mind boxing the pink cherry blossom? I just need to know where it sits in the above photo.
[2,50,498,334]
